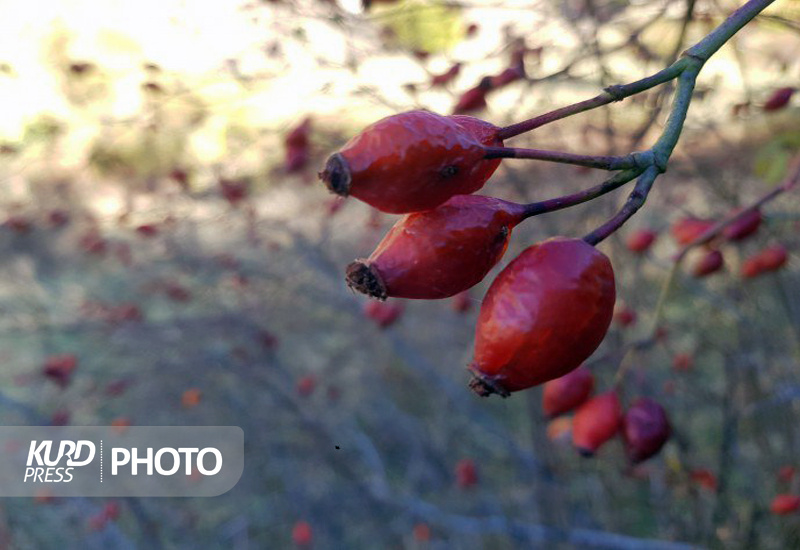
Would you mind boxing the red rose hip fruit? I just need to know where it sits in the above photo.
[319,110,502,213]
[722,208,761,241]
[346,195,526,300]
[691,249,724,277]
[625,229,657,253]
[622,398,671,463]
[468,238,616,396]
[770,494,800,515]
[572,392,622,457]
[670,218,714,245]
[542,366,595,418]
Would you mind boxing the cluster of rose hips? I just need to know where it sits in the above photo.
[626,210,788,279]
[318,109,618,400]
[543,367,670,461]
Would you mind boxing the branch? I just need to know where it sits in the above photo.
[675,154,800,261]
[497,60,689,140]
[583,166,660,245]
[483,146,641,170]
[521,168,644,218]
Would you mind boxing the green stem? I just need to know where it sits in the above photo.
[685,0,777,61]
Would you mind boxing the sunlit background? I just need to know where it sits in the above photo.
[0,0,799,548]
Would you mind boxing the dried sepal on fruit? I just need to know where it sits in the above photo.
[346,195,526,300]
[468,238,616,397]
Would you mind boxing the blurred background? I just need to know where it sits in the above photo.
[0,0,799,548]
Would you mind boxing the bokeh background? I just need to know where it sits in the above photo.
[0,0,799,548]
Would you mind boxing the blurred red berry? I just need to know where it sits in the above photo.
[296,375,317,398]
[87,513,107,532]
[672,352,694,372]
[363,300,404,329]
[690,469,717,491]
[692,249,724,277]
[47,209,70,228]
[455,458,478,488]
[763,87,795,112]
[614,306,637,328]
[742,244,788,278]
[292,521,313,546]
[490,65,525,89]
[5,215,32,234]
[770,494,800,515]
[670,218,714,246]
[50,409,71,426]
[80,229,107,256]
[103,501,121,521]
[430,63,461,86]
[412,522,431,541]
[43,354,78,388]
[722,208,761,241]
[181,388,202,408]
[165,281,192,302]
[135,223,159,238]
[572,392,622,457]
[542,366,595,418]
[258,330,279,349]
[778,465,796,483]
[453,80,491,114]
[626,229,657,253]
[285,117,312,173]
[622,398,671,463]
[219,178,249,205]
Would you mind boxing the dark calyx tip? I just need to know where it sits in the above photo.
[319,153,351,197]
[346,260,387,300]
[467,369,510,398]
[576,447,595,458]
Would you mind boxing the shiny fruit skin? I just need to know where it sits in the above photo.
[346,195,526,300]
[448,114,503,186]
[321,110,501,214]
[572,392,622,456]
[622,398,671,463]
[722,208,761,241]
[692,249,724,277]
[542,366,595,418]
[670,218,714,245]
[469,238,616,396]
[770,495,800,515]
[626,229,657,253]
